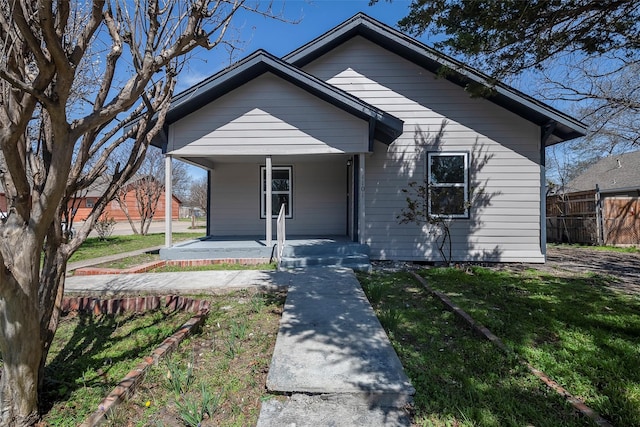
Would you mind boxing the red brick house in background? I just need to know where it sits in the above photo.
[1,178,180,222]
[69,177,181,222]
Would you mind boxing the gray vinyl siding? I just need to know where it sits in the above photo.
[168,73,368,156]
[210,158,347,236]
[304,37,544,263]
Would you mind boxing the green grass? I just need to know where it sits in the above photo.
[42,309,194,426]
[416,266,640,426]
[93,253,161,269]
[549,243,639,253]
[69,232,205,262]
[358,271,591,427]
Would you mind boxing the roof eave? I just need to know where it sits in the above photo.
[285,13,586,144]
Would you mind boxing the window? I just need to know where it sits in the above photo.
[86,198,94,208]
[260,166,292,219]
[428,152,469,218]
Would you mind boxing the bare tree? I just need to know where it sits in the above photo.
[113,147,188,235]
[171,159,192,201]
[0,1,285,424]
[189,176,209,215]
[115,176,165,235]
[539,52,640,192]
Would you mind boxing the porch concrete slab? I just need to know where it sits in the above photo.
[64,270,290,296]
[159,235,354,261]
[266,267,414,406]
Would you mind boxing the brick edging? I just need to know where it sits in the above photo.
[409,271,613,427]
[73,258,270,275]
[62,295,210,315]
[70,297,210,427]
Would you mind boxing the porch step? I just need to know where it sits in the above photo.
[280,242,371,271]
[282,242,370,257]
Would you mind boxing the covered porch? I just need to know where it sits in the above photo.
[151,49,402,267]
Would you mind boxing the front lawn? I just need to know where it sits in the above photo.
[358,267,640,426]
[69,232,205,262]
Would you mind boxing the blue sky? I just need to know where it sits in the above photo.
[176,1,416,92]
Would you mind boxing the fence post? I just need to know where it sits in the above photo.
[595,184,604,245]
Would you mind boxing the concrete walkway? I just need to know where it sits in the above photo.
[64,269,289,295]
[258,267,414,426]
[64,266,414,426]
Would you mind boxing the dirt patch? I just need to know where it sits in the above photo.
[373,246,640,296]
[522,246,640,296]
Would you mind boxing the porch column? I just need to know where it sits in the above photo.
[266,155,272,246]
[165,155,172,248]
[358,153,366,244]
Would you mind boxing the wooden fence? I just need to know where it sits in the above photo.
[546,190,598,244]
[603,197,640,245]
[547,190,640,246]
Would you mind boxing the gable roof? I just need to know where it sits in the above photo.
[157,49,404,148]
[284,13,586,146]
[566,151,640,193]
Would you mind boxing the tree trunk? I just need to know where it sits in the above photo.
[0,235,43,426]
[38,227,69,393]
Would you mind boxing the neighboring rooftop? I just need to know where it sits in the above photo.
[566,150,640,193]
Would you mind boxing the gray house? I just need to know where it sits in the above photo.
[157,13,585,265]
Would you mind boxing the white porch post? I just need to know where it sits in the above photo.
[266,155,272,246]
[358,154,366,244]
[165,155,172,248]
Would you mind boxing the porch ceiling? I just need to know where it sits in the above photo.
[176,153,352,170]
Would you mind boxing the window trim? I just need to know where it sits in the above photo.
[427,151,470,219]
[260,165,293,219]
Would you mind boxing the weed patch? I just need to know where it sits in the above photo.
[41,309,193,426]
[108,290,285,426]
[39,289,284,426]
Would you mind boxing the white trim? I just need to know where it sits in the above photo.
[427,152,469,219]
[261,165,293,219]
[265,156,272,246]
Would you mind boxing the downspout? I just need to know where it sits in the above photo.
[540,121,557,260]
[358,154,366,245]
[164,155,172,248]
[353,156,359,242]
